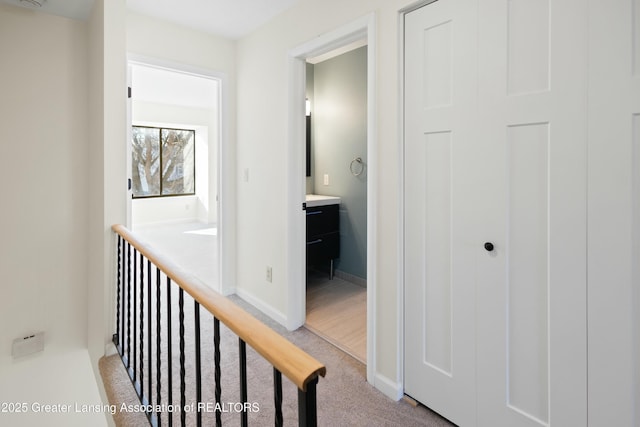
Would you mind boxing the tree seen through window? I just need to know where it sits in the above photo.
[132,126,195,198]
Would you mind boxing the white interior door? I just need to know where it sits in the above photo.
[404,1,588,426]
[403,1,478,426]
[475,1,587,425]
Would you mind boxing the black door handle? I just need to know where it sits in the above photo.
[484,242,494,252]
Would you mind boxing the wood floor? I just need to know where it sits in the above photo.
[305,270,367,363]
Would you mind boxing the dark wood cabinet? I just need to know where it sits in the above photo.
[306,203,340,278]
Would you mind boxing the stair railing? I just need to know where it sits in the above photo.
[111,224,326,427]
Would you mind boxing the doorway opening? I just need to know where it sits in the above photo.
[286,13,377,383]
[303,41,368,363]
[126,58,228,294]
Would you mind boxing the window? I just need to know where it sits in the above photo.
[132,126,195,198]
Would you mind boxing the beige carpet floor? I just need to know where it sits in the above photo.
[103,222,454,426]
[100,292,454,427]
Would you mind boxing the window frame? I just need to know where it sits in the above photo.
[131,125,196,199]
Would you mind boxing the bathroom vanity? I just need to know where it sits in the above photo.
[305,195,340,278]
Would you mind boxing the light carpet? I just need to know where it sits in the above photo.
[100,293,454,427]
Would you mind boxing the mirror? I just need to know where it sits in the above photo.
[306,115,311,177]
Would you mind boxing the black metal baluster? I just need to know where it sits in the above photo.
[147,259,152,411]
[156,267,162,427]
[274,368,283,427]
[167,278,173,427]
[214,317,222,427]
[115,236,121,349]
[121,238,126,353]
[113,230,327,427]
[127,242,132,369]
[133,248,138,379]
[179,288,186,427]
[194,301,202,427]
[298,377,319,427]
[139,252,144,403]
[239,338,248,427]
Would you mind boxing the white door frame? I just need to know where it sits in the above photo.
[126,54,235,296]
[286,13,377,384]
[126,64,133,228]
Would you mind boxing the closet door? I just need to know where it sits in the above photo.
[404,1,588,426]
[404,1,479,425]
[475,1,587,426]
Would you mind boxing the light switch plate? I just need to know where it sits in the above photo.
[12,332,44,358]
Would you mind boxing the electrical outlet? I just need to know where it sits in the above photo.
[266,266,272,283]
[323,174,329,186]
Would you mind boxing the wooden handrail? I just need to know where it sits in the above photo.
[112,224,326,391]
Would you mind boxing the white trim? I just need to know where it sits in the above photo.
[235,289,289,328]
[365,13,378,387]
[125,54,235,296]
[104,342,118,357]
[399,0,438,16]
[333,269,367,288]
[306,39,367,64]
[286,51,307,331]
[126,64,133,228]
[374,372,404,401]
[288,14,371,60]
[286,13,378,385]
[397,5,407,403]
[632,114,640,422]
[128,53,226,81]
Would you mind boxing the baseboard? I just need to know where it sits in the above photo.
[104,342,118,357]
[132,217,207,229]
[374,372,403,401]
[235,288,289,329]
[219,284,236,297]
[334,269,367,288]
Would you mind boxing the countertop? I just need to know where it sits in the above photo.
[305,194,341,207]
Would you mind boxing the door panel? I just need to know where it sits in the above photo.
[404,1,478,425]
[405,1,587,426]
[476,1,587,425]
[506,0,550,95]
[505,123,549,423]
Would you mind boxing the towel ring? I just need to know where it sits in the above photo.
[350,157,364,177]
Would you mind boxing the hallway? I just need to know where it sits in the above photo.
[105,222,452,426]
[135,221,368,364]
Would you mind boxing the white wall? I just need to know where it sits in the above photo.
[126,10,237,295]
[0,2,89,361]
[235,0,638,418]
[312,46,368,280]
[87,0,127,408]
[236,0,412,393]
[0,3,108,425]
[4,1,630,424]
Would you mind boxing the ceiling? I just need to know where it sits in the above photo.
[1,0,94,20]
[128,0,303,39]
[1,0,303,39]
